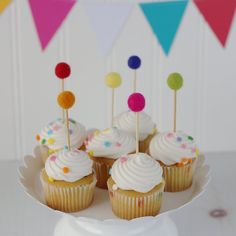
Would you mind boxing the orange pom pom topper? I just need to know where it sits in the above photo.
[57,91,75,109]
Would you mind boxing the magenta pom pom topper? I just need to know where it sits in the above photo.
[128,93,145,112]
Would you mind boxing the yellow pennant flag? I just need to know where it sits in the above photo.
[0,0,12,14]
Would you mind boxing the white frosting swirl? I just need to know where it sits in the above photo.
[45,149,93,182]
[111,153,163,193]
[39,118,86,150]
[114,111,156,141]
[149,131,198,165]
[85,127,135,159]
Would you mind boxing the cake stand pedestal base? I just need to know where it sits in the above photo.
[54,215,178,236]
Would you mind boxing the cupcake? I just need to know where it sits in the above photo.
[149,131,199,192]
[36,118,86,163]
[114,111,156,152]
[40,149,96,212]
[85,127,135,189]
[107,153,165,220]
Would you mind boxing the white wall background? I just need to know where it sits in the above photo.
[0,0,236,160]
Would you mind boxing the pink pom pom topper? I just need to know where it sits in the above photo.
[128,93,145,112]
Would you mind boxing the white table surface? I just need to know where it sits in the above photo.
[0,152,235,236]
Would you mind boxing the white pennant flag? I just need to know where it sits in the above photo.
[82,0,134,57]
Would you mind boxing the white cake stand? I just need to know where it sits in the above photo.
[18,147,210,236]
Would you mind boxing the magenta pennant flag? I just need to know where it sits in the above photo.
[28,0,76,50]
[194,0,236,46]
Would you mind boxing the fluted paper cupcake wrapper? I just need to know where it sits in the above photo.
[163,161,196,192]
[107,184,165,220]
[41,177,96,212]
[93,159,115,189]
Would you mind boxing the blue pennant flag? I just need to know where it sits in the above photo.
[140,0,189,55]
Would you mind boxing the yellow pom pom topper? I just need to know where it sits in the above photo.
[105,72,122,127]
[57,90,75,151]
[105,72,122,88]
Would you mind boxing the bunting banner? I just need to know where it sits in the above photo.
[28,0,76,50]
[82,1,134,56]
[0,0,12,14]
[194,0,236,46]
[140,0,189,55]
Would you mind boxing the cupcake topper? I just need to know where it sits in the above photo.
[128,93,146,154]
[128,55,141,92]
[55,62,71,122]
[167,73,183,133]
[105,72,122,127]
[57,91,75,151]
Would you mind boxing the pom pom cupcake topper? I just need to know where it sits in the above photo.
[57,90,75,151]
[128,55,142,92]
[128,92,146,154]
[55,62,71,122]
[105,72,122,127]
[167,73,184,133]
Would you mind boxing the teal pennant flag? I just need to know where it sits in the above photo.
[140,0,189,55]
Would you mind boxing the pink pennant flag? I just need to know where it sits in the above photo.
[194,0,236,46]
[28,0,76,50]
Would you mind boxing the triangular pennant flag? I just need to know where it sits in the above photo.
[28,0,76,50]
[194,0,236,46]
[140,1,189,55]
[82,1,134,56]
[0,0,12,14]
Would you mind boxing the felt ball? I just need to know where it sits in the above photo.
[63,167,70,173]
[57,91,75,109]
[105,72,122,88]
[55,62,71,79]
[128,56,141,69]
[128,93,145,112]
[167,73,183,90]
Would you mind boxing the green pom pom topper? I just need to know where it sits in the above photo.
[167,73,183,91]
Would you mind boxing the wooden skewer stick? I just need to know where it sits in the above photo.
[61,80,65,122]
[111,88,115,127]
[173,90,177,133]
[136,112,139,154]
[65,109,71,151]
[133,70,137,92]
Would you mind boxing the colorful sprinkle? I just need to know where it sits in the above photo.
[120,156,127,163]
[36,134,40,141]
[115,142,122,147]
[41,139,46,145]
[47,130,53,135]
[64,145,69,151]
[88,150,94,157]
[181,143,187,149]
[191,148,196,153]
[53,125,60,131]
[167,133,173,138]
[50,155,56,161]
[63,167,70,173]
[48,149,55,155]
[188,136,194,141]
[176,137,182,142]
[196,148,200,157]
[104,141,112,147]
[69,119,76,124]
[94,130,100,136]
[47,138,55,145]
[48,177,54,182]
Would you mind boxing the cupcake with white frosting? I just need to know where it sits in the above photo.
[107,153,165,220]
[36,118,86,163]
[149,131,199,192]
[40,149,96,212]
[85,127,135,189]
[114,111,156,152]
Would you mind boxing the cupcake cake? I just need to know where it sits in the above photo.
[149,131,199,192]
[40,149,96,212]
[107,153,165,220]
[114,111,156,152]
[85,127,135,189]
[36,118,86,163]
